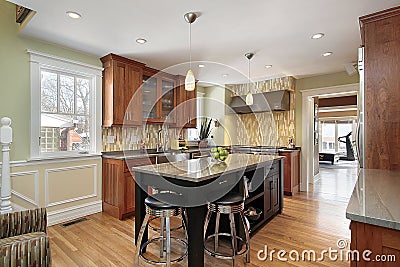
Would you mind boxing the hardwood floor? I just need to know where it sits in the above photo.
[48,192,352,266]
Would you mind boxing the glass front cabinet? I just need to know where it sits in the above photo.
[142,68,176,124]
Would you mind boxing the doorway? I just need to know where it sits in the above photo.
[300,83,359,194]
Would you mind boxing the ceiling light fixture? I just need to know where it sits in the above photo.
[222,74,229,78]
[245,53,254,105]
[265,65,272,69]
[198,64,205,68]
[311,33,325,39]
[136,38,147,44]
[66,11,81,19]
[184,12,198,91]
[322,52,333,57]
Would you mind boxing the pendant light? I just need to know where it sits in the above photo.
[184,12,197,91]
[245,53,254,105]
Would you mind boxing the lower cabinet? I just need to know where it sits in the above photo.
[245,159,282,235]
[350,221,400,267]
[102,157,154,219]
[279,150,300,196]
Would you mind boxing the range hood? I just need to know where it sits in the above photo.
[230,90,290,114]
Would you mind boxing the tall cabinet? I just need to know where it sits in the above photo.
[360,6,400,170]
[350,6,400,267]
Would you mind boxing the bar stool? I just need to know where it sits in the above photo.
[135,196,188,267]
[204,193,250,266]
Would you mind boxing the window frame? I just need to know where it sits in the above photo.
[28,50,103,159]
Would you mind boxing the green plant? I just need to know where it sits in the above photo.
[199,118,212,140]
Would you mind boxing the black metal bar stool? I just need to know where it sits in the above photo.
[204,193,250,266]
[135,196,188,267]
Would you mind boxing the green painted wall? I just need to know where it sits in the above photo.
[203,86,226,146]
[0,1,101,161]
[295,71,359,146]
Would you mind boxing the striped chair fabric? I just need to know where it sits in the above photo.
[0,208,51,266]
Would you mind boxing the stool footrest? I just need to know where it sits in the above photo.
[140,237,188,265]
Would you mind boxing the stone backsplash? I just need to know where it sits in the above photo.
[102,125,181,152]
[226,76,296,147]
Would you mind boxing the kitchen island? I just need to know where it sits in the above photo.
[133,154,284,267]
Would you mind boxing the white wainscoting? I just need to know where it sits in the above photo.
[0,170,39,207]
[47,200,102,226]
[44,164,98,207]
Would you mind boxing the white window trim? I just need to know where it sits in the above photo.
[28,50,103,160]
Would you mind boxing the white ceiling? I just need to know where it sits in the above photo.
[9,0,400,84]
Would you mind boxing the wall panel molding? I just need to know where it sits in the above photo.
[44,164,98,207]
[0,170,39,206]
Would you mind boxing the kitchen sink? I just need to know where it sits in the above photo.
[155,152,190,164]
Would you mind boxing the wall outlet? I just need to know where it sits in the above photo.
[107,135,115,144]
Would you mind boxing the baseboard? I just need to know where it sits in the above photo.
[47,200,102,226]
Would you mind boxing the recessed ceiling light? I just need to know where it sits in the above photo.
[198,64,205,68]
[66,11,81,19]
[311,33,325,39]
[265,65,272,69]
[322,52,333,57]
[222,74,229,78]
[136,38,147,44]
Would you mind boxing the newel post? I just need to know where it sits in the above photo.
[0,117,13,214]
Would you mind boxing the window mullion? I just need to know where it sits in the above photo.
[57,73,60,113]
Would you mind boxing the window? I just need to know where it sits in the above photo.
[319,120,355,154]
[40,70,91,153]
[29,50,102,158]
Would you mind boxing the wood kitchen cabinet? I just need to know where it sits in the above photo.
[243,160,282,235]
[101,54,144,127]
[142,67,177,124]
[279,150,300,196]
[350,221,400,267]
[360,6,400,170]
[102,157,154,219]
[175,75,197,128]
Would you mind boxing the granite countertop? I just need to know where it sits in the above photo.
[133,154,283,183]
[102,148,209,160]
[346,169,400,230]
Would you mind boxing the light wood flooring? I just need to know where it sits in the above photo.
[48,191,353,266]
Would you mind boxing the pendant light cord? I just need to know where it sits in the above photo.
[189,22,192,70]
[248,57,251,93]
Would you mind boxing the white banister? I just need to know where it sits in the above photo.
[0,117,13,214]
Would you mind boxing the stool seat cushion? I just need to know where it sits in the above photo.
[145,196,177,210]
[213,193,244,206]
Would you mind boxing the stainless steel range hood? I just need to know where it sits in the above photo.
[230,90,290,114]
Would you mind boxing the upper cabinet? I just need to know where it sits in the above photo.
[175,76,197,128]
[360,6,400,170]
[142,67,177,124]
[101,54,196,127]
[101,54,144,127]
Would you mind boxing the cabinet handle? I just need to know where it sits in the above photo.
[270,180,274,189]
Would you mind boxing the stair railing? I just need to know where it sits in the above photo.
[0,117,13,214]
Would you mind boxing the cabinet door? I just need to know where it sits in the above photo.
[112,61,128,125]
[125,172,135,213]
[125,65,143,125]
[272,174,280,212]
[175,83,187,128]
[186,87,197,128]
[161,78,176,122]
[142,75,158,119]
[264,176,274,220]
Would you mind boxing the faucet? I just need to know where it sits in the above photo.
[157,128,163,152]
